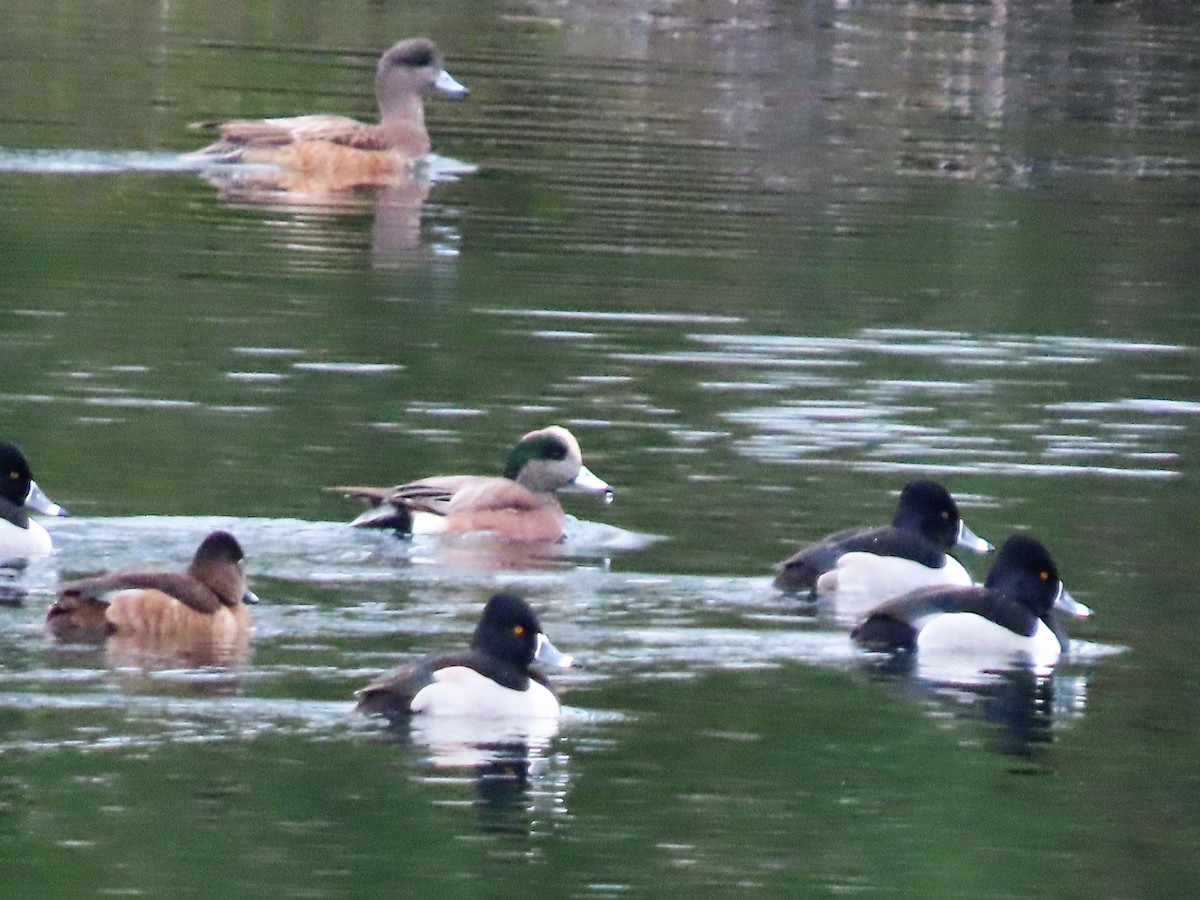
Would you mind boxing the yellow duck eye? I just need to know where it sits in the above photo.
[1039,571,1050,581]
[9,471,19,480]
[512,625,525,636]
[941,511,950,519]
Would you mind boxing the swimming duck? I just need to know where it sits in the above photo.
[851,533,1092,670]
[0,441,67,563]
[356,592,575,721]
[46,531,258,641]
[773,481,992,600]
[190,37,468,192]
[330,425,613,543]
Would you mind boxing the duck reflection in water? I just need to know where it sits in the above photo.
[413,718,568,834]
[0,563,29,607]
[376,720,569,836]
[471,745,573,836]
[863,653,1087,760]
[45,530,258,668]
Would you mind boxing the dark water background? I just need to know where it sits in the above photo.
[2,0,1199,896]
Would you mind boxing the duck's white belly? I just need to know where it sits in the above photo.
[0,519,52,562]
[410,666,561,718]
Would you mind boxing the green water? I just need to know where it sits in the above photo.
[2,0,1199,896]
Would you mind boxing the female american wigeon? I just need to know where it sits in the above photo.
[0,441,67,564]
[773,481,992,600]
[330,425,613,543]
[851,534,1092,670]
[356,592,575,721]
[46,531,258,642]
[190,37,468,192]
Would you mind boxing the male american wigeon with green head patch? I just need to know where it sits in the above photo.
[330,425,613,543]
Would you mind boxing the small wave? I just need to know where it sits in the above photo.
[0,147,229,174]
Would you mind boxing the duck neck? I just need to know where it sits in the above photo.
[0,496,29,529]
[377,93,431,156]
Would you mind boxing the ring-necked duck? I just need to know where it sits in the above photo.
[0,441,67,563]
[851,533,1092,669]
[189,37,468,192]
[47,531,258,641]
[773,481,992,600]
[356,592,575,721]
[330,425,613,543]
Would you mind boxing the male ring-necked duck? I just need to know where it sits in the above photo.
[356,592,575,721]
[0,441,67,563]
[773,481,992,601]
[190,37,468,193]
[46,531,258,642]
[330,425,613,543]
[851,533,1092,670]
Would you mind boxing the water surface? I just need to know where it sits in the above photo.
[2,0,1199,896]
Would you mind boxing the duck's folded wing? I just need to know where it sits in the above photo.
[57,572,223,614]
[392,476,480,516]
[196,115,369,146]
[774,527,874,590]
[852,585,1040,651]
[774,541,846,590]
[356,660,439,718]
[327,485,401,505]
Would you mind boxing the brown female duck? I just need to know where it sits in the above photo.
[190,37,467,193]
[47,531,258,643]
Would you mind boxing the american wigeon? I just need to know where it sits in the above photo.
[773,481,992,598]
[0,441,67,563]
[190,37,467,192]
[852,534,1092,669]
[330,425,613,543]
[356,592,575,721]
[46,531,258,642]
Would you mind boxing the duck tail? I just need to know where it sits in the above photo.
[46,591,115,640]
[348,501,414,533]
[851,614,917,653]
[326,486,415,533]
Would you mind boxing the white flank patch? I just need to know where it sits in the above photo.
[818,552,974,617]
[0,519,53,560]
[917,614,1062,676]
[410,666,561,718]
[410,511,448,535]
